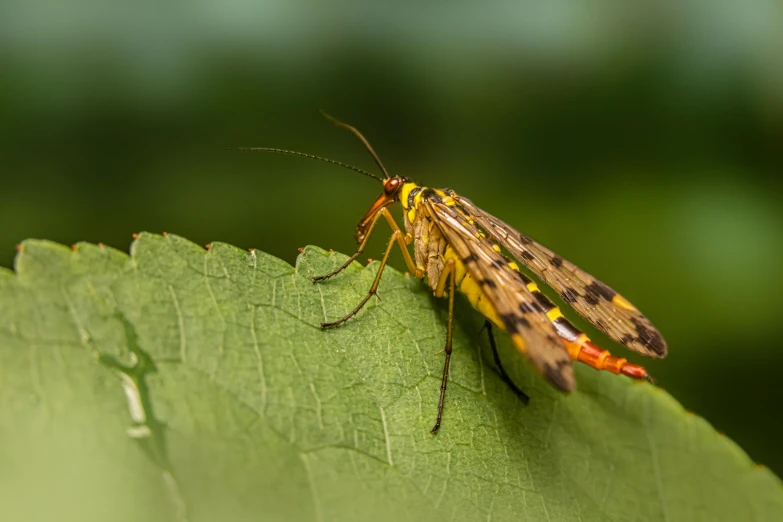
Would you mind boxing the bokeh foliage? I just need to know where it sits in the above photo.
[1,1,782,476]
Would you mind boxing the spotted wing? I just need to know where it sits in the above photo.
[423,196,576,392]
[454,195,667,358]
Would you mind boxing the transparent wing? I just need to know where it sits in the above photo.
[423,196,576,392]
[454,195,667,358]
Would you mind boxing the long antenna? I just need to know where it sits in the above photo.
[230,147,385,183]
[320,110,391,180]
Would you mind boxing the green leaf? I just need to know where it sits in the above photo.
[1,233,781,522]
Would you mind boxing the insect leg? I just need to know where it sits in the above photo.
[320,224,414,328]
[312,207,422,283]
[484,321,530,405]
[430,259,457,434]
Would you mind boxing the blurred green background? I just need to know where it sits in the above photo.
[2,2,782,475]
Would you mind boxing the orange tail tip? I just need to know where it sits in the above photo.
[621,363,654,383]
[572,340,653,383]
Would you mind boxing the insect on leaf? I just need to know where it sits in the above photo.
[1,234,781,522]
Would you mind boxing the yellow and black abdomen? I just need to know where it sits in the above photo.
[443,244,586,356]
[442,246,505,329]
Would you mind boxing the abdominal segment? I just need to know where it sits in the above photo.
[442,246,651,381]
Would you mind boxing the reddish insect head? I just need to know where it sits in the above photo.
[355,177,406,242]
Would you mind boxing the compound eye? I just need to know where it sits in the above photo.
[384,178,401,195]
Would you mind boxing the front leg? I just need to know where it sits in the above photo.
[320,229,403,328]
[312,207,422,283]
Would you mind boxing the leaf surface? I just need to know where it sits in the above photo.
[1,234,781,522]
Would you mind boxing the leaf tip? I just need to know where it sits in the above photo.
[205,243,212,250]
[132,233,140,239]
[98,242,105,249]
[15,243,23,253]
[248,247,256,253]
[162,231,169,237]
[71,243,79,252]
[298,247,304,253]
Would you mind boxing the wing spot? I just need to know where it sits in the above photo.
[560,288,578,304]
[619,334,636,346]
[543,359,574,392]
[631,318,667,356]
[585,280,617,305]
[481,279,498,289]
[500,312,531,330]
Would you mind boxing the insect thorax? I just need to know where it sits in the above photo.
[403,201,446,290]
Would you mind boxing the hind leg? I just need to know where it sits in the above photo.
[485,321,530,405]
